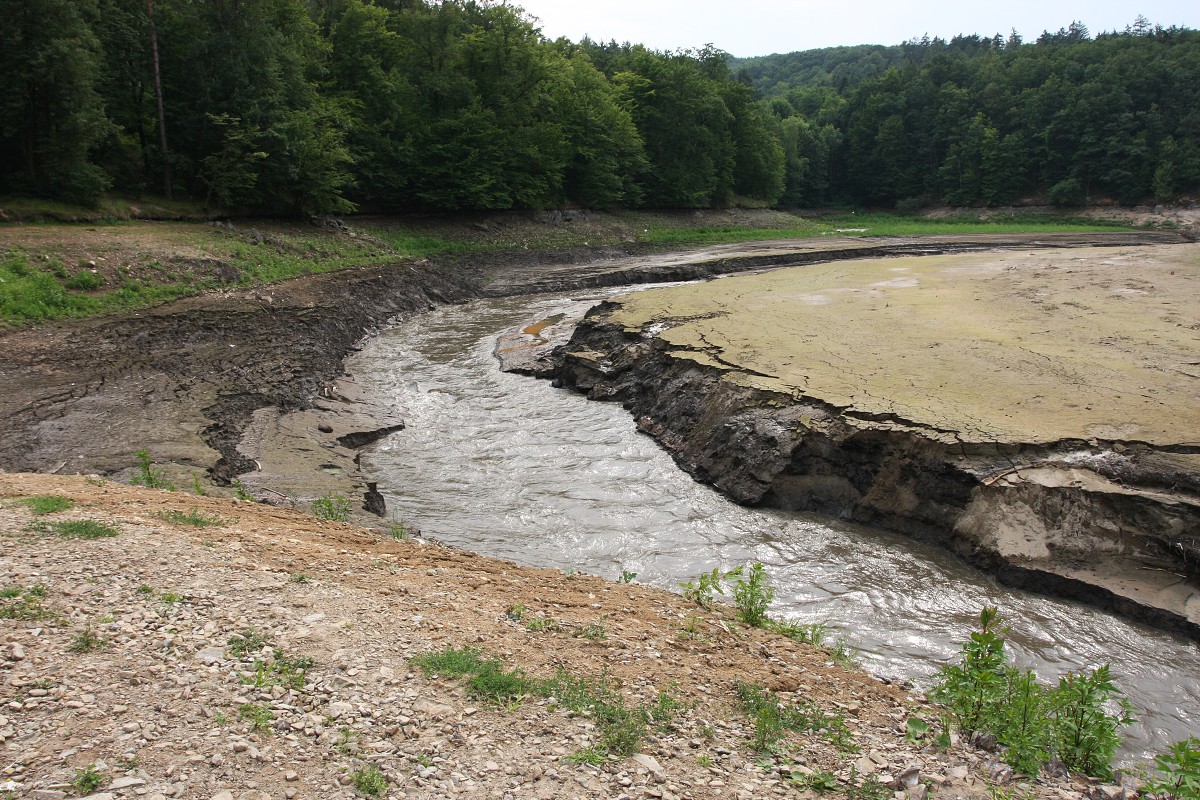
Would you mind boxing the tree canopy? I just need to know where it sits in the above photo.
[1,2,1196,212]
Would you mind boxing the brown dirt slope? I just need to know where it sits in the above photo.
[1,473,1124,800]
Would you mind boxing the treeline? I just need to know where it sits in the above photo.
[2,2,1197,214]
[742,19,1200,207]
[0,0,781,213]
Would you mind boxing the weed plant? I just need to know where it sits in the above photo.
[228,628,272,659]
[734,681,857,753]
[239,703,275,732]
[71,763,106,794]
[20,495,74,515]
[131,449,173,490]
[409,646,678,760]
[0,584,53,621]
[931,607,1132,779]
[154,507,225,527]
[37,519,119,539]
[312,493,350,522]
[1146,737,1200,800]
[730,562,774,627]
[68,627,107,653]
[350,763,388,797]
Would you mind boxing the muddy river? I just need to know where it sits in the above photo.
[347,289,1198,760]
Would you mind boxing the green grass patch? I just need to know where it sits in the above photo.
[409,645,681,760]
[0,584,53,621]
[153,507,225,527]
[36,518,119,539]
[20,494,74,515]
[734,680,857,753]
[815,211,1132,237]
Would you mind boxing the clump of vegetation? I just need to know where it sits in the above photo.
[931,607,1133,779]
[239,702,275,733]
[734,680,857,754]
[71,763,107,794]
[241,650,315,691]
[153,507,225,527]
[130,449,173,490]
[350,763,388,797]
[228,627,272,659]
[20,494,74,515]
[730,562,774,627]
[1146,736,1200,800]
[35,518,120,539]
[0,584,53,621]
[312,493,350,522]
[68,627,108,653]
[409,645,682,761]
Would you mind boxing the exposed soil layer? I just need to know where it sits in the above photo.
[552,245,1200,640]
[0,473,1122,800]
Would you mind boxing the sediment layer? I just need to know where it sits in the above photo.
[552,245,1200,639]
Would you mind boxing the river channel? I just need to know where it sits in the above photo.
[346,288,1198,760]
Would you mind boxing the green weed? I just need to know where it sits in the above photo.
[289,572,312,584]
[68,627,107,653]
[734,680,857,752]
[767,618,828,646]
[730,562,774,627]
[680,566,733,609]
[1146,736,1200,800]
[619,569,637,583]
[160,591,183,604]
[312,493,350,522]
[239,702,275,732]
[0,584,52,621]
[39,518,119,539]
[154,507,225,527]
[931,607,1132,779]
[525,616,560,633]
[228,627,272,659]
[574,619,608,641]
[130,449,173,490]
[410,645,487,678]
[350,763,388,797]
[71,763,106,794]
[20,494,74,515]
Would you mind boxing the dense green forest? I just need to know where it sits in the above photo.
[2,2,1197,213]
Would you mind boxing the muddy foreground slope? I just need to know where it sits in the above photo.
[554,244,1200,639]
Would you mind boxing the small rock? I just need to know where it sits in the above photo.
[905,785,928,800]
[7,644,24,661]
[326,701,354,719]
[195,647,225,665]
[284,771,299,782]
[209,792,235,800]
[109,777,146,789]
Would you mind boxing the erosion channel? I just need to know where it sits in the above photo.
[346,281,1197,760]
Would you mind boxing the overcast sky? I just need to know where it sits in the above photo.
[510,0,1199,57]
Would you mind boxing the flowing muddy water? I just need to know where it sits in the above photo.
[347,289,1198,760]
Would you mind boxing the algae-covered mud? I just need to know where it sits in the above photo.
[557,244,1200,637]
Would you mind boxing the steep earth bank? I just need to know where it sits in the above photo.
[551,245,1200,640]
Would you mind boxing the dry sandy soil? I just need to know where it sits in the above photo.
[0,473,1123,800]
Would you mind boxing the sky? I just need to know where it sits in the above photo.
[509,0,1200,57]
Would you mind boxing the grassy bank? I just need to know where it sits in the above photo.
[0,206,1137,326]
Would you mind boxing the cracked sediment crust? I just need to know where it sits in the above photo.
[555,244,1200,639]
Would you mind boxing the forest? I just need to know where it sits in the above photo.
[1,0,1197,214]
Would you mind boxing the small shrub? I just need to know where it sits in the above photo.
[71,763,106,794]
[619,569,637,584]
[160,591,183,604]
[312,493,350,522]
[154,508,225,527]
[525,616,560,633]
[1146,736,1200,800]
[289,572,312,584]
[21,494,74,515]
[387,519,412,539]
[65,270,103,291]
[680,567,729,609]
[130,449,173,490]
[768,618,828,646]
[730,562,774,627]
[350,763,388,797]
[232,479,254,501]
[734,680,857,752]
[931,607,1132,779]
[575,619,608,641]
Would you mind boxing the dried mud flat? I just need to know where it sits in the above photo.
[0,473,1120,800]
[555,243,1200,637]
